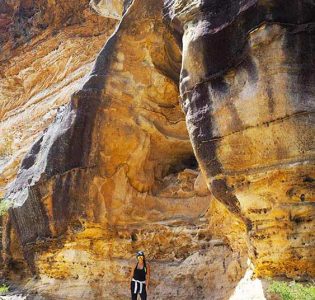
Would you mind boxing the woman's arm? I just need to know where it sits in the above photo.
[129,264,135,283]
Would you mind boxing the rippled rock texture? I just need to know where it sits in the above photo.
[0,0,314,299]
[164,0,315,278]
[1,0,248,299]
[0,0,117,196]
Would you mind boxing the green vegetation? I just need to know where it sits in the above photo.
[0,283,9,294]
[0,198,10,216]
[268,280,315,300]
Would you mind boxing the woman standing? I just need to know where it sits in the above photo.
[129,251,150,300]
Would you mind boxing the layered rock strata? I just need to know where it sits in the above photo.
[0,0,117,197]
[164,0,315,277]
[0,0,314,298]
[1,0,249,299]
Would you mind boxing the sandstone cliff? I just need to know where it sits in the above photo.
[0,0,314,299]
[164,0,315,278]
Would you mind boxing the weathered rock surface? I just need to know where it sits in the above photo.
[1,0,248,299]
[0,0,117,196]
[0,0,314,299]
[89,0,128,19]
[164,0,315,277]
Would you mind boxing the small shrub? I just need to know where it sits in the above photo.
[268,280,315,300]
[0,283,9,294]
[0,198,11,216]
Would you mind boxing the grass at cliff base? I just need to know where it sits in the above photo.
[268,280,315,300]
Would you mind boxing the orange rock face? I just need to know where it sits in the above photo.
[0,0,314,299]
[0,1,117,196]
[1,0,247,299]
[165,0,315,278]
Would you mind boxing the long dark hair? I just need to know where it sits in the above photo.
[136,251,147,273]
